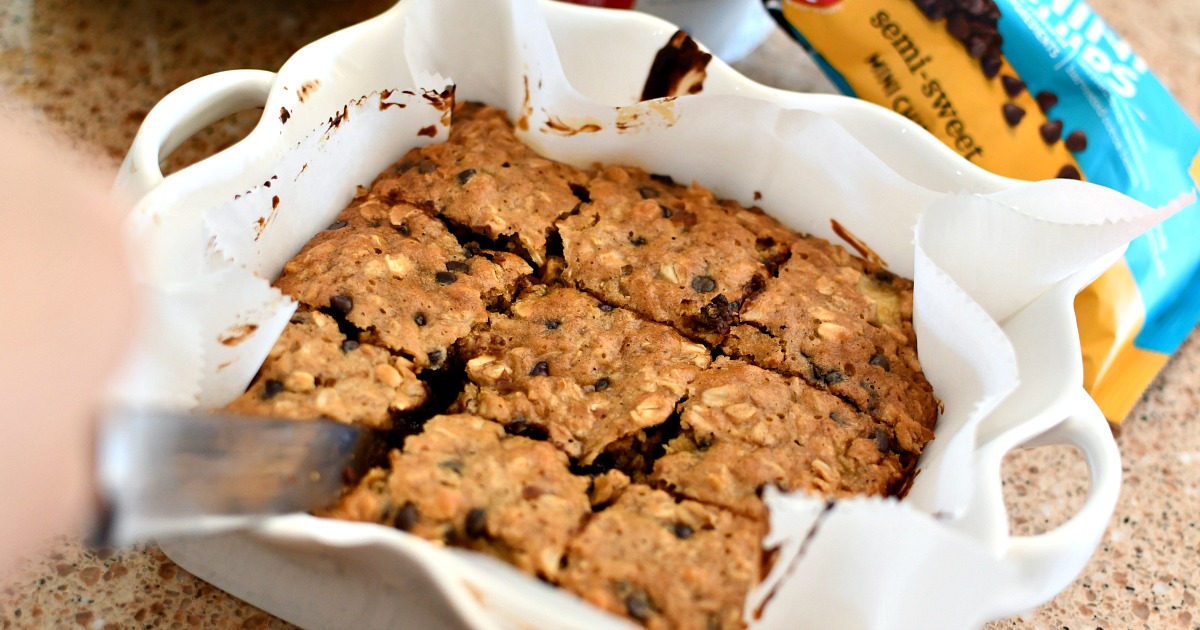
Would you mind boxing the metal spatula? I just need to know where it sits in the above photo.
[92,408,384,547]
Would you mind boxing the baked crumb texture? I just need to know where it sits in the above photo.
[225,103,939,629]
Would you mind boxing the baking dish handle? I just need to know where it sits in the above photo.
[114,69,276,204]
[992,389,1121,613]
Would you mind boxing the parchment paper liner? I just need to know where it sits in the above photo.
[111,0,1172,627]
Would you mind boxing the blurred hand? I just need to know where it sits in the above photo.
[0,117,134,571]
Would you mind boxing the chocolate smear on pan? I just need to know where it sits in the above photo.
[641,30,712,101]
[830,219,887,268]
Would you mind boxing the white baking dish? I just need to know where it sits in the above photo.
[112,0,1167,627]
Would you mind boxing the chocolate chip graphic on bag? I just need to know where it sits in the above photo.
[1066,130,1088,153]
[1002,103,1026,127]
[1036,90,1059,113]
[1056,164,1082,180]
[1039,120,1064,144]
[1001,75,1026,97]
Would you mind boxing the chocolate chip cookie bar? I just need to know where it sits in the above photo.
[455,285,711,465]
[274,193,530,369]
[324,414,591,579]
[652,357,907,519]
[558,165,791,344]
[371,102,591,266]
[723,234,937,452]
[558,483,764,630]
[225,310,426,429]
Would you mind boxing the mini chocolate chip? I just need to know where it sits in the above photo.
[638,186,660,199]
[659,204,673,218]
[330,294,353,315]
[438,459,465,475]
[873,428,891,453]
[629,235,646,246]
[1002,103,1026,127]
[869,354,891,372]
[621,264,634,276]
[968,36,988,59]
[823,370,846,386]
[599,304,614,312]
[981,52,1002,79]
[465,508,488,538]
[594,377,610,392]
[673,523,694,539]
[624,591,654,622]
[1039,120,1063,144]
[435,270,458,284]
[446,260,470,273]
[529,362,550,377]
[947,14,970,40]
[544,319,561,330]
[1065,130,1088,153]
[327,219,348,230]
[1035,90,1058,113]
[262,379,284,399]
[395,502,419,531]
[873,269,896,283]
[341,339,359,353]
[915,0,946,20]
[696,294,735,333]
[414,312,427,326]
[829,411,848,427]
[501,161,510,168]
[417,159,437,174]
[394,223,410,236]
[649,173,675,185]
[1001,75,1026,97]
[456,168,476,185]
[1056,164,1082,180]
[428,349,445,366]
[691,275,717,293]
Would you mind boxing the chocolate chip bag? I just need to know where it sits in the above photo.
[764,0,1200,422]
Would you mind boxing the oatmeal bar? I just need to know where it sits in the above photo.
[558,165,791,344]
[371,102,591,265]
[274,193,529,368]
[651,357,906,519]
[558,484,763,630]
[225,310,425,429]
[456,285,711,464]
[723,235,937,452]
[324,414,591,580]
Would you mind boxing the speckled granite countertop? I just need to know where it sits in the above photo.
[0,1,1197,628]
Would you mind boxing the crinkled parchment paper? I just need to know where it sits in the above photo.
[111,0,1174,628]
